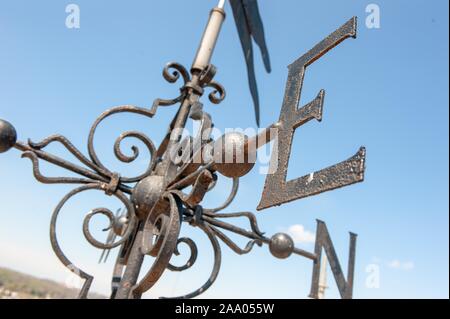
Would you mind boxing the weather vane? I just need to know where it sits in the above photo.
[0,0,366,299]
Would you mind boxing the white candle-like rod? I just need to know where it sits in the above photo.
[217,0,226,9]
[192,1,226,71]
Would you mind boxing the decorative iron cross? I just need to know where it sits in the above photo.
[0,2,365,299]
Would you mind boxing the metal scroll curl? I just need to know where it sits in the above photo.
[162,224,222,300]
[152,62,191,109]
[87,105,157,183]
[204,177,240,213]
[204,81,226,105]
[21,108,158,188]
[49,183,137,298]
[131,193,183,297]
[86,61,192,183]
[155,186,268,299]
[167,237,198,272]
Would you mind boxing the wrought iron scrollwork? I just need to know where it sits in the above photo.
[87,105,157,183]
[162,223,222,300]
[10,81,168,298]
[50,184,137,298]
[0,5,367,300]
[152,62,191,110]
[167,237,198,272]
[132,193,182,297]
[204,81,226,105]
[0,50,361,299]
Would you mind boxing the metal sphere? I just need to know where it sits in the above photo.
[131,175,164,220]
[0,119,17,153]
[213,132,255,178]
[269,233,294,259]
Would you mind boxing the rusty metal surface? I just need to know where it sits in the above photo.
[309,220,357,299]
[257,17,365,211]
[0,9,366,299]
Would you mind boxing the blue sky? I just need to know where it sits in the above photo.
[0,0,448,299]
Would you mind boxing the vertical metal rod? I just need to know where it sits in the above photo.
[115,223,145,299]
[191,7,226,72]
[162,5,226,181]
[114,3,228,299]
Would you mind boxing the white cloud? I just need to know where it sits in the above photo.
[287,224,315,244]
[388,259,415,271]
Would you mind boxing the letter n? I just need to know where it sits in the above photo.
[309,220,357,299]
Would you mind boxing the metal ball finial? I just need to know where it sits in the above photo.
[269,233,294,259]
[213,132,256,178]
[131,175,164,220]
[0,119,17,153]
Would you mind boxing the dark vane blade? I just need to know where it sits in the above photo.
[230,0,271,126]
[242,0,271,73]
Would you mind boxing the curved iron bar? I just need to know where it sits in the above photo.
[5,54,319,300]
[199,210,266,256]
[24,108,158,186]
[50,183,137,298]
[169,112,214,188]
[202,214,264,242]
[203,177,240,213]
[159,189,315,299]
[21,151,97,185]
[114,131,153,163]
[15,141,112,186]
[112,131,157,182]
[14,60,219,299]
[131,193,182,297]
[152,62,191,110]
[88,105,158,183]
[160,204,263,298]
[163,62,191,85]
[162,223,221,299]
[208,225,262,255]
[204,80,226,105]
[18,121,157,193]
[167,237,198,272]
[28,134,108,177]
[204,211,265,237]
[83,207,135,250]
[202,212,317,261]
